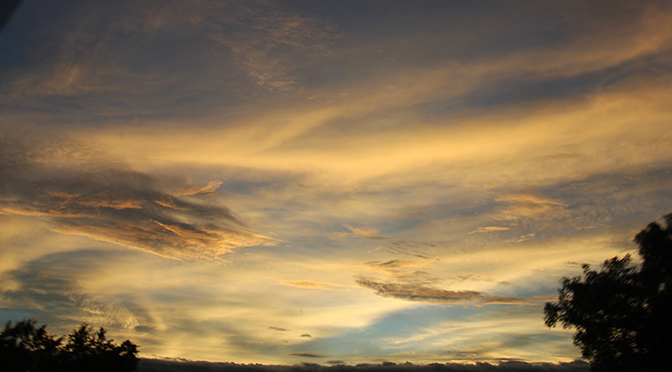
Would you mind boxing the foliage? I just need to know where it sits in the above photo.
[0,319,63,371]
[544,214,672,372]
[0,319,139,372]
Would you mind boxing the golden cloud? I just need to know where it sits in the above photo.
[276,280,354,292]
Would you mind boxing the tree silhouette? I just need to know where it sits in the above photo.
[0,319,63,371]
[544,213,672,372]
[0,319,139,372]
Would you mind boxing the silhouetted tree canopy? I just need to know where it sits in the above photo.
[544,213,672,372]
[0,319,139,372]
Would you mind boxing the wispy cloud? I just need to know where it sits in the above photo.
[449,275,497,283]
[495,194,568,219]
[335,224,381,238]
[469,227,510,234]
[276,280,354,292]
[205,1,339,91]
[0,250,144,330]
[355,259,439,284]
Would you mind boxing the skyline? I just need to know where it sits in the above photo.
[2,0,672,366]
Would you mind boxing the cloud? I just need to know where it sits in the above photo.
[356,259,439,284]
[365,260,417,269]
[0,127,267,259]
[495,194,568,219]
[335,225,382,238]
[205,1,340,91]
[356,278,529,306]
[0,250,144,330]
[450,275,496,283]
[289,353,327,358]
[277,280,354,292]
[344,225,378,237]
[468,227,510,234]
[384,242,435,259]
[269,327,287,332]
[0,0,341,130]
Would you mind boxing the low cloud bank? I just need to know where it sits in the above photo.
[137,359,590,372]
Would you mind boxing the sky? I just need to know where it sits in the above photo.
[1,0,672,367]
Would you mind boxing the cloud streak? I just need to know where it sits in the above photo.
[277,280,354,292]
[356,278,529,306]
[289,353,327,358]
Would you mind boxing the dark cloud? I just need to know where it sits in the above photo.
[289,353,327,358]
[0,0,341,124]
[366,260,407,268]
[300,334,312,338]
[269,327,287,332]
[0,128,265,259]
[356,278,528,306]
[136,358,590,372]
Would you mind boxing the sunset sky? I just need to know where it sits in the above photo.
[2,0,672,366]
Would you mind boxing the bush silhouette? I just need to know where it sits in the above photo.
[0,319,139,372]
[544,213,672,372]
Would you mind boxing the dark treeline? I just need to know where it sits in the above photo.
[0,319,139,372]
[137,359,590,372]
